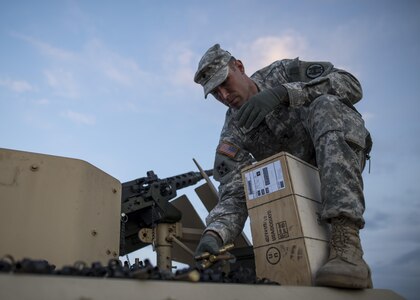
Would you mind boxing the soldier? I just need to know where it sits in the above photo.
[193,44,373,289]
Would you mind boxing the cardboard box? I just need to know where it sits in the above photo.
[242,152,330,285]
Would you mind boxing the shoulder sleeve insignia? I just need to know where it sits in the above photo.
[306,64,325,79]
[217,141,240,159]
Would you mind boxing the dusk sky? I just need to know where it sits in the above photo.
[1,1,419,299]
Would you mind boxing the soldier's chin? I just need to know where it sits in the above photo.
[229,98,242,109]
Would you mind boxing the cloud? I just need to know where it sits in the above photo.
[0,78,34,93]
[84,39,149,87]
[371,246,420,299]
[63,110,95,125]
[12,33,152,98]
[44,69,80,98]
[162,43,196,87]
[361,111,375,122]
[365,210,392,230]
[34,98,50,105]
[393,247,420,267]
[11,32,76,61]
[235,33,308,74]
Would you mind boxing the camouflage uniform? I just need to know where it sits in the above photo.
[205,58,372,245]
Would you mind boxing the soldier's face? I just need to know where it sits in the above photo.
[211,61,254,109]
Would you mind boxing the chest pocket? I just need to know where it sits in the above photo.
[265,105,315,163]
[240,104,302,161]
[240,122,282,161]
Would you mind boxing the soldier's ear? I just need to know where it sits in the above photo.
[235,60,245,74]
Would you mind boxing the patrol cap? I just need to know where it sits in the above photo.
[194,44,232,98]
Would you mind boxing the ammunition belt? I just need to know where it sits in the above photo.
[0,256,277,285]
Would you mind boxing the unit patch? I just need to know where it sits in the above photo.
[306,63,325,79]
[217,141,239,158]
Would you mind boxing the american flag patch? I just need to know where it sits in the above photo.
[217,141,239,158]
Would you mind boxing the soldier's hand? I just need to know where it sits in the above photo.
[236,85,288,129]
[194,232,223,258]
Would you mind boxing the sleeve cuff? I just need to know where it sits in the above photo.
[205,222,232,245]
[283,83,307,107]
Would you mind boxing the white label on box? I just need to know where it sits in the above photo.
[244,160,285,200]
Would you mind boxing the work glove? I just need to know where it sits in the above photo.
[236,85,289,129]
[194,232,223,258]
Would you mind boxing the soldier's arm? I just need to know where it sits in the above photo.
[204,140,254,244]
[281,58,363,108]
